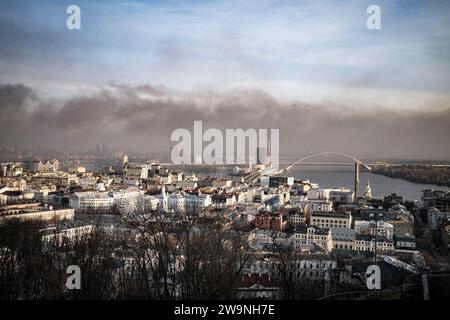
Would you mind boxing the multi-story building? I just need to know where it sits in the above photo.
[0,194,7,205]
[384,193,404,208]
[236,273,282,300]
[289,196,333,212]
[42,222,94,242]
[79,176,98,188]
[283,208,306,226]
[69,192,115,213]
[327,227,355,251]
[325,188,353,206]
[244,254,337,284]
[395,235,417,250]
[27,159,60,173]
[264,196,280,212]
[142,195,160,211]
[31,173,77,187]
[184,192,212,211]
[310,211,352,229]
[260,176,294,188]
[250,229,291,247]
[306,188,325,200]
[255,212,284,231]
[175,180,198,190]
[123,165,148,180]
[422,189,450,212]
[354,220,394,240]
[211,194,236,208]
[0,204,74,222]
[427,207,449,230]
[354,235,394,252]
[1,177,27,191]
[1,162,23,177]
[291,224,328,250]
[387,217,414,237]
[168,192,185,213]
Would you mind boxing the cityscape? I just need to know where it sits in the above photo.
[1,147,449,300]
[1,0,450,307]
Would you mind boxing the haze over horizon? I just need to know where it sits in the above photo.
[1,82,449,161]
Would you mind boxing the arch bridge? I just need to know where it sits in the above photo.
[285,151,372,171]
[284,152,371,203]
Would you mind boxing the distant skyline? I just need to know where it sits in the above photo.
[0,1,449,159]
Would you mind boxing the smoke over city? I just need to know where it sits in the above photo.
[1,83,449,160]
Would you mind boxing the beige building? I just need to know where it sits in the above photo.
[327,227,355,251]
[0,194,7,205]
[0,204,74,222]
[291,225,328,250]
[310,211,352,229]
[388,219,414,237]
[1,177,27,191]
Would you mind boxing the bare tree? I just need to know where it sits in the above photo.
[177,216,253,299]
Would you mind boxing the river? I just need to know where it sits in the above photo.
[288,165,449,201]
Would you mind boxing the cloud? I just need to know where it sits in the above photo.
[0,83,449,160]
[1,0,450,100]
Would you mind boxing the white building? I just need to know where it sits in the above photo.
[211,194,236,208]
[79,176,98,188]
[142,195,160,211]
[292,225,329,250]
[306,188,325,200]
[354,235,394,252]
[69,192,114,213]
[260,176,270,187]
[156,188,212,214]
[0,205,74,222]
[0,194,7,205]
[175,180,198,190]
[185,192,212,211]
[158,186,169,211]
[325,188,353,204]
[354,220,394,240]
[168,192,185,213]
[124,165,148,179]
[250,230,291,247]
[244,255,337,283]
[69,188,144,214]
[290,196,333,212]
[327,228,355,252]
[285,209,306,226]
[29,159,60,173]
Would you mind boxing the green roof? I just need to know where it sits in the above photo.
[395,234,416,242]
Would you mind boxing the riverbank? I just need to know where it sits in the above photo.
[371,165,450,187]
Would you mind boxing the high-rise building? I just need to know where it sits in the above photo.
[122,153,129,168]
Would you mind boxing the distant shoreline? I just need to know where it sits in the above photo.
[371,165,450,188]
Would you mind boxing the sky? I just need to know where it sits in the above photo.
[0,0,449,159]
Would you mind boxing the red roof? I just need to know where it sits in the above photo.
[239,273,281,288]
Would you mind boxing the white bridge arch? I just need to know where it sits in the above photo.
[285,151,372,171]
